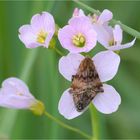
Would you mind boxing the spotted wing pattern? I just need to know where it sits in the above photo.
[69,57,103,112]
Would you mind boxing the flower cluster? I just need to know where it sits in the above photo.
[58,51,121,119]
[58,8,135,53]
[56,8,135,119]
[0,7,136,121]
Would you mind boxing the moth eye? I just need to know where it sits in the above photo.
[77,102,83,111]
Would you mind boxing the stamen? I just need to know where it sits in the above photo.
[37,30,47,44]
[109,39,117,46]
[72,33,86,48]
[91,14,98,23]
[16,92,23,96]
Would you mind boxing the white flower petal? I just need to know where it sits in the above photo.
[113,25,122,44]
[79,9,85,16]
[0,90,35,109]
[72,8,85,17]
[104,38,136,51]
[58,88,84,119]
[59,53,84,81]
[68,16,91,27]
[93,24,112,47]
[97,9,113,24]
[2,77,31,96]
[19,25,39,48]
[58,25,77,52]
[93,84,121,114]
[31,12,55,33]
[0,77,36,109]
[93,51,120,82]
[44,32,54,48]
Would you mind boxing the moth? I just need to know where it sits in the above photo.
[69,57,104,112]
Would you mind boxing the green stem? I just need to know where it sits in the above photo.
[73,0,100,15]
[111,20,140,39]
[73,0,140,39]
[54,47,64,56]
[89,104,99,140]
[44,111,91,139]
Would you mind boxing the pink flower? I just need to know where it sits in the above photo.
[58,16,97,53]
[58,51,121,119]
[91,9,113,25]
[0,77,44,115]
[94,24,136,51]
[91,9,135,50]
[72,8,85,17]
[19,12,55,48]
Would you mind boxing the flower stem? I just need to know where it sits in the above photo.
[73,0,100,15]
[72,0,140,39]
[54,47,64,56]
[44,111,91,139]
[89,104,99,140]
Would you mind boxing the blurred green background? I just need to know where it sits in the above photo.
[0,0,140,139]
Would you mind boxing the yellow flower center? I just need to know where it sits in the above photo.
[17,93,23,96]
[109,39,117,46]
[90,14,98,23]
[72,33,86,48]
[37,30,47,44]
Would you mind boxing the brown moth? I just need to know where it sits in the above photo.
[69,57,104,112]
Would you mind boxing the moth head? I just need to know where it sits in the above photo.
[76,101,85,112]
[75,95,91,112]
